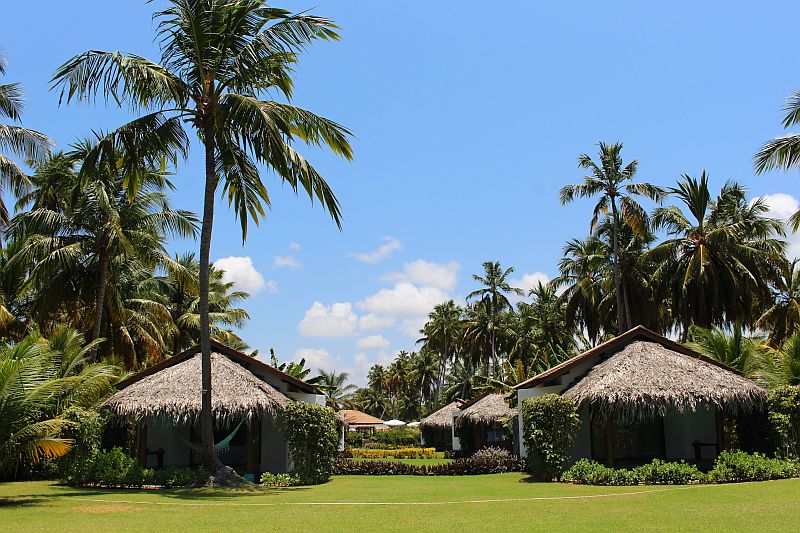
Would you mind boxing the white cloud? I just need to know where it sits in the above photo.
[294,348,340,372]
[383,260,460,291]
[760,193,800,259]
[350,237,403,263]
[274,255,303,268]
[213,256,267,294]
[289,242,301,251]
[510,271,551,295]
[298,301,359,337]
[359,313,396,331]
[356,334,391,349]
[264,280,279,294]
[399,317,428,338]
[357,282,449,317]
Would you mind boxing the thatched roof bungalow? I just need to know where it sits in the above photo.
[514,326,766,467]
[452,394,517,453]
[103,340,326,477]
[420,401,463,450]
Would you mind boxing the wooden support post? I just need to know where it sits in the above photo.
[137,423,148,468]
[245,423,254,475]
[605,419,614,467]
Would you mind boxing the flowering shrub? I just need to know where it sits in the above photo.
[349,447,441,459]
[332,447,523,475]
[260,472,300,487]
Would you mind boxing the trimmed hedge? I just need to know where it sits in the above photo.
[349,447,441,459]
[521,394,580,481]
[260,472,300,487]
[332,446,523,475]
[562,452,800,485]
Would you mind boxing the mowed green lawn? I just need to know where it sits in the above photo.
[1,475,798,533]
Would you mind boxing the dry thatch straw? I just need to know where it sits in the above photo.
[103,352,290,425]
[420,401,462,430]
[456,393,516,427]
[564,340,766,424]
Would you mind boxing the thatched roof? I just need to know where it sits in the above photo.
[456,393,516,426]
[420,401,462,430]
[104,352,290,425]
[563,339,766,423]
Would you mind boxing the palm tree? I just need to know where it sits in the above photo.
[419,300,462,403]
[467,261,522,371]
[556,237,608,345]
[409,349,439,410]
[758,333,800,388]
[0,55,51,233]
[687,324,766,378]
[755,90,800,230]
[52,0,352,477]
[756,259,800,347]
[8,148,197,355]
[314,369,356,409]
[647,173,784,339]
[155,252,249,357]
[560,142,664,333]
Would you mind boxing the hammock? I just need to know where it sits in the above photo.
[177,420,244,453]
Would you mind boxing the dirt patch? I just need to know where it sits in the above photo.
[75,504,144,514]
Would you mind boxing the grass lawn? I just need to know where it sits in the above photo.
[349,458,453,465]
[1,475,799,532]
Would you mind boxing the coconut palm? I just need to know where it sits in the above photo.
[556,237,608,346]
[419,300,462,403]
[314,369,356,409]
[52,0,352,477]
[758,333,800,388]
[687,324,766,378]
[8,148,197,354]
[155,252,249,357]
[560,142,664,333]
[755,91,800,230]
[467,261,522,371]
[409,349,439,409]
[0,55,51,232]
[756,259,800,347]
[647,173,784,339]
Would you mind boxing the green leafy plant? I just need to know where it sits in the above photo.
[521,395,580,481]
[281,402,340,485]
[767,386,800,458]
[708,451,800,482]
[260,472,299,488]
[332,447,523,476]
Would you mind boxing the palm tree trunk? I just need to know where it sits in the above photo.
[622,279,634,329]
[199,124,222,474]
[90,247,110,359]
[610,197,626,334]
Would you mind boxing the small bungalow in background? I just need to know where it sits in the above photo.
[420,401,462,450]
[514,326,766,468]
[338,409,388,433]
[102,340,326,478]
[452,393,517,454]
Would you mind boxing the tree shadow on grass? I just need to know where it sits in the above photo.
[0,498,40,507]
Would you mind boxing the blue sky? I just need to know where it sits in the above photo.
[4,1,800,384]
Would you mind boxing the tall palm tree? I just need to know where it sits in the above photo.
[419,300,462,403]
[647,173,784,339]
[467,261,522,371]
[0,55,51,233]
[755,90,800,230]
[560,142,664,333]
[756,259,800,347]
[8,148,197,354]
[52,0,352,477]
[314,369,356,409]
[556,237,608,345]
[409,349,439,410]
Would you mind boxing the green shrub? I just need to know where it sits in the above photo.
[562,459,636,485]
[331,448,524,476]
[708,451,800,482]
[260,472,300,487]
[632,459,705,485]
[281,402,341,485]
[521,395,580,481]
[345,430,365,448]
[62,448,199,487]
[349,447,441,459]
[768,386,800,458]
[370,427,421,447]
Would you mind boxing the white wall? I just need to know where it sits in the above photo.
[451,410,462,451]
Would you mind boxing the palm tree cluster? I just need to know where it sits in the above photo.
[352,142,798,421]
